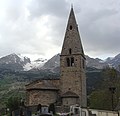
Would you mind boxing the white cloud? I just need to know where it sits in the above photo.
[0,0,120,60]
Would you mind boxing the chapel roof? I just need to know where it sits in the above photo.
[26,80,59,91]
[61,91,79,98]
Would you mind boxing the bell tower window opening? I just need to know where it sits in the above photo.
[69,48,72,54]
[71,57,74,66]
[66,58,70,67]
[66,57,75,67]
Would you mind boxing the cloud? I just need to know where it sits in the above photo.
[76,0,120,58]
[79,8,120,57]
[0,0,120,60]
[28,0,69,18]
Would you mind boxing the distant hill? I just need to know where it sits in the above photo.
[0,53,120,72]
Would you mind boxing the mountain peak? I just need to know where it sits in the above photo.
[0,53,31,71]
[114,53,120,59]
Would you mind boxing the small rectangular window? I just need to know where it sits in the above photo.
[82,59,85,69]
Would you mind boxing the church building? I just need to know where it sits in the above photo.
[26,7,87,108]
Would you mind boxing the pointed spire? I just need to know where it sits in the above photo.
[67,6,77,28]
[61,7,85,57]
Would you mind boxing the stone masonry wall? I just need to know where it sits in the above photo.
[27,90,58,106]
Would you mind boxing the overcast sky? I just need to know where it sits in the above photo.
[0,0,120,60]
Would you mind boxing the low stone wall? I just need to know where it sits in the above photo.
[88,109,118,116]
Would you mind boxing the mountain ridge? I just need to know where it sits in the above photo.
[0,53,120,72]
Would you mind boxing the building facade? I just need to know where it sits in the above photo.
[26,7,87,108]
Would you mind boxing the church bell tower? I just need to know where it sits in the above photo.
[60,7,87,107]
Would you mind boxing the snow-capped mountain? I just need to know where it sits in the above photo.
[0,54,47,71]
[0,53,120,72]
[23,58,47,71]
[0,53,30,71]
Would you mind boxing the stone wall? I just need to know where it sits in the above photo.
[27,90,58,106]
[62,98,79,106]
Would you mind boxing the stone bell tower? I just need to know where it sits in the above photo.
[60,7,87,107]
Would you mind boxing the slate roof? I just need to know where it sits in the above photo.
[61,91,79,98]
[26,80,59,91]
